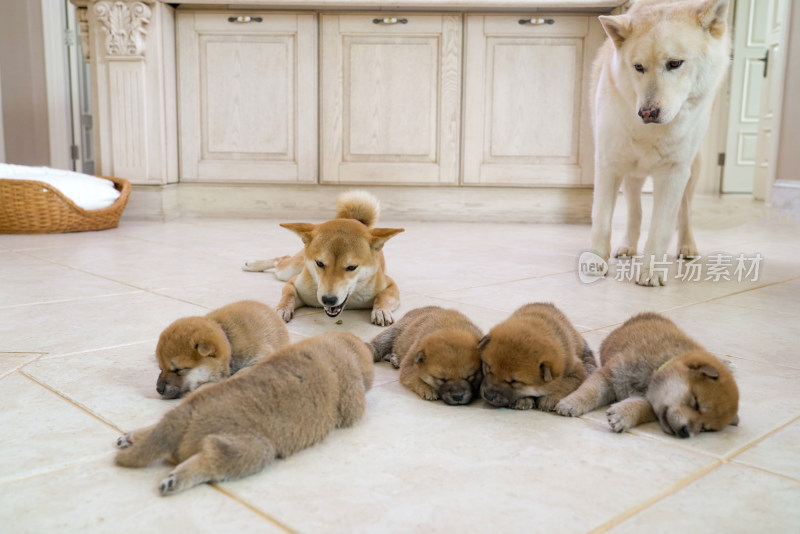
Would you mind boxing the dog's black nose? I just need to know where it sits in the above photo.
[677,425,691,438]
[156,382,165,395]
[321,295,338,306]
[638,105,660,122]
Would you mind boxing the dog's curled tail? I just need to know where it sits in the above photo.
[335,190,380,228]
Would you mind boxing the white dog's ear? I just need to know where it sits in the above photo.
[280,222,316,245]
[696,0,729,39]
[599,14,631,48]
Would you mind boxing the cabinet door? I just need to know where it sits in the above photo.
[177,12,317,183]
[463,15,604,186]
[321,14,461,185]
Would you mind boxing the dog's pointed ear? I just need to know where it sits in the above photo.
[414,351,426,364]
[196,342,215,357]
[477,335,491,353]
[599,14,631,49]
[280,223,316,246]
[370,227,404,251]
[729,414,739,426]
[689,363,720,380]
[540,362,554,383]
[696,0,729,39]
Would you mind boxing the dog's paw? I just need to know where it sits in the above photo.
[417,387,439,401]
[636,267,667,287]
[554,397,585,417]
[606,404,632,433]
[536,395,561,412]
[677,244,699,259]
[371,308,394,327]
[115,432,134,449]
[276,306,294,323]
[511,397,536,410]
[387,353,401,369]
[159,472,183,496]
[614,245,637,258]
[241,260,270,272]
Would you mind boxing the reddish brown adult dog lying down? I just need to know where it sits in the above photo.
[370,306,483,405]
[115,332,373,496]
[243,190,404,326]
[555,312,739,438]
[155,300,289,399]
[479,303,596,411]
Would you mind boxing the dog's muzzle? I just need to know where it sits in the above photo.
[638,105,661,124]
[321,294,348,318]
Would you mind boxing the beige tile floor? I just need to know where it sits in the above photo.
[1,196,799,533]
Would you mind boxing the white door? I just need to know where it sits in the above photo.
[722,0,768,193]
[752,0,789,200]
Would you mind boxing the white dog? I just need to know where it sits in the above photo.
[589,0,730,286]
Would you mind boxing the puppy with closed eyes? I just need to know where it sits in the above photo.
[479,303,595,411]
[370,306,483,405]
[555,312,739,437]
[155,300,290,399]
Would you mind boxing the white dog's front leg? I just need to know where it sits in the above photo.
[639,168,691,286]
[615,177,645,258]
[677,154,701,259]
[590,163,624,261]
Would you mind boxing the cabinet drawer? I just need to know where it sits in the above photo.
[320,13,462,185]
[177,12,317,183]
[463,14,604,187]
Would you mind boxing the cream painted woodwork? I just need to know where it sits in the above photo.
[177,12,317,183]
[463,14,604,186]
[320,14,462,185]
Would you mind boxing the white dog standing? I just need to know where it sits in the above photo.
[589,0,731,286]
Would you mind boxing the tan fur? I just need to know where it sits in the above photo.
[116,332,374,496]
[155,300,290,399]
[589,0,731,286]
[242,190,404,326]
[479,303,595,411]
[555,312,739,438]
[370,306,483,405]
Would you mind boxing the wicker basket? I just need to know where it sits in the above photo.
[0,175,131,234]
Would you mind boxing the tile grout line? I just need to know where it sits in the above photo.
[721,413,800,464]
[589,461,723,533]
[210,485,300,534]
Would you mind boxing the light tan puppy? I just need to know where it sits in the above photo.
[555,312,739,438]
[116,332,374,496]
[370,306,483,405]
[479,303,595,411]
[243,190,404,326]
[155,300,290,399]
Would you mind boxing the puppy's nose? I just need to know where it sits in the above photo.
[321,295,339,306]
[638,105,660,122]
[677,425,691,439]
[156,382,165,395]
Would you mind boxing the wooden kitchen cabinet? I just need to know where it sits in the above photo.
[320,14,462,185]
[176,12,317,183]
[462,14,604,186]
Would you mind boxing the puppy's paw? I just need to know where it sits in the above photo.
[606,404,632,433]
[115,432,134,449]
[636,267,667,287]
[614,245,637,258]
[536,395,561,412]
[387,353,401,369]
[241,260,270,272]
[511,397,535,410]
[276,306,294,323]
[554,397,586,417]
[371,308,394,327]
[159,472,183,496]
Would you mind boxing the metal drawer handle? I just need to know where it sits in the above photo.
[228,16,263,24]
[372,17,408,25]
[519,18,555,25]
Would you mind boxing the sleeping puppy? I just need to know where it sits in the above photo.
[370,306,483,405]
[155,300,290,399]
[479,303,595,411]
[555,312,739,438]
[116,332,374,496]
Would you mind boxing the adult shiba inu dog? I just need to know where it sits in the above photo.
[479,303,596,411]
[555,312,739,438]
[370,306,483,405]
[589,0,731,286]
[116,332,374,496]
[155,300,290,399]
[243,191,404,326]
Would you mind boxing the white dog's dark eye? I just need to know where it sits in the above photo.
[345,265,358,271]
[633,63,645,73]
[666,60,684,71]
[315,260,325,269]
